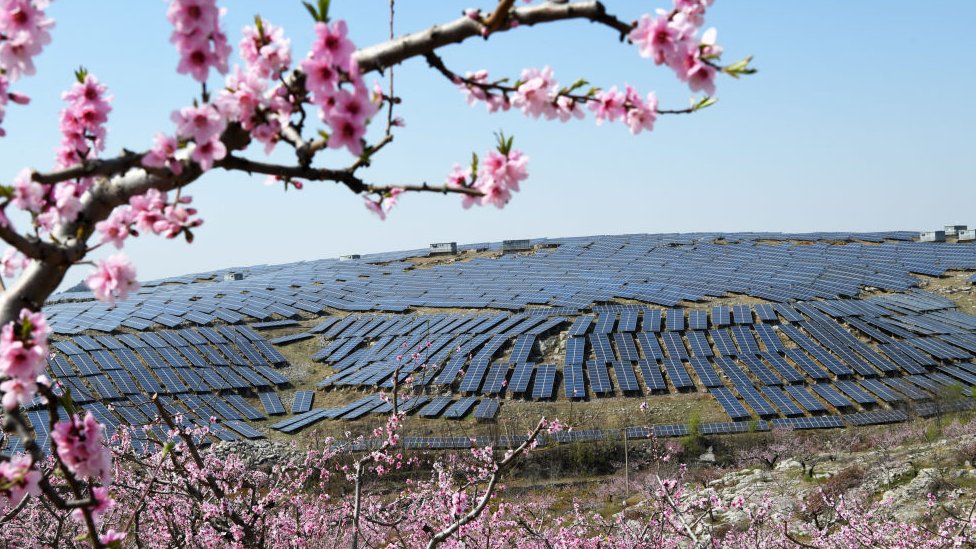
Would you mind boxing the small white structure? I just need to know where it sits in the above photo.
[339,254,361,261]
[944,225,968,236]
[958,229,976,242]
[920,231,946,242]
[429,242,458,255]
[502,239,532,253]
[223,272,244,281]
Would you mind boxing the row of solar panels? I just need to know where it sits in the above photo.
[43,236,976,333]
[269,394,502,434]
[708,369,976,421]
[3,392,268,456]
[336,409,921,452]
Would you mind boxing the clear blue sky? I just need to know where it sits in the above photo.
[1,1,974,287]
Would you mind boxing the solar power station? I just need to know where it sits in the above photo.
[6,231,976,454]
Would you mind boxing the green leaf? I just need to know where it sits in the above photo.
[74,66,88,84]
[302,1,320,22]
[566,78,589,93]
[254,15,266,43]
[319,0,331,22]
[724,55,756,78]
[61,386,77,418]
[693,96,718,111]
[0,184,13,199]
[470,152,479,177]
[19,316,32,341]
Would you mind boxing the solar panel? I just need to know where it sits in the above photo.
[833,380,877,405]
[662,332,689,360]
[418,396,453,418]
[563,362,586,398]
[685,331,714,358]
[566,316,593,337]
[711,306,731,327]
[508,334,536,364]
[811,383,855,409]
[223,394,266,420]
[291,391,315,414]
[443,396,478,419]
[785,349,830,381]
[473,399,500,420]
[223,420,264,439]
[531,364,556,399]
[258,391,286,415]
[844,409,908,426]
[617,309,638,332]
[753,324,785,353]
[665,309,685,331]
[688,357,723,388]
[662,358,694,390]
[611,361,640,392]
[594,312,616,334]
[587,360,613,394]
[710,387,751,421]
[481,362,510,394]
[636,332,664,361]
[709,329,738,357]
[613,332,641,362]
[760,386,805,417]
[636,359,666,392]
[858,378,905,403]
[643,309,662,332]
[730,326,760,355]
[735,384,779,418]
[739,354,782,386]
[687,310,709,330]
[732,304,753,325]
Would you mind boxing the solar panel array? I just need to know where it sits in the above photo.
[8,232,976,454]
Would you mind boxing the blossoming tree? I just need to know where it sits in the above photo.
[0,0,762,546]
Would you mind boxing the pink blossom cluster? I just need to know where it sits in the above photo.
[0,453,40,510]
[510,66,582,122]
[216,66,292,154]
[85,253,139,304]
[239,17,291,79]
[95,187,203,250]
[459,66,657,135]
[447,146,529,209]
[363,188,402,221]
[0,307,49,411]
[590,85,658,135]
[51,411,113,484]
[0,0,52,81]
[169,104,227,170]
[299,20,378,156]
[214,17,296,154]
[167,0,230,83]
[57,73,112,168]
[629,0,721,95]
[0,0,52,136]
[0,246,29,278]
[2,74,113,234]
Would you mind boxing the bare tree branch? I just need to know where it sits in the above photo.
[354,1,632,74]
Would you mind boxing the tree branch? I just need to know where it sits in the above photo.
[425,418,548,548]
[216,154,483,197]
[354,1,632,75]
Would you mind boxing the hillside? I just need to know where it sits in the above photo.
[6,231,976,456]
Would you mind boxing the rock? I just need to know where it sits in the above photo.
[880,468,944,522]
[699,446,716,463]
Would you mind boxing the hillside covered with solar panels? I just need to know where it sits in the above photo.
[8,231,976,454]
